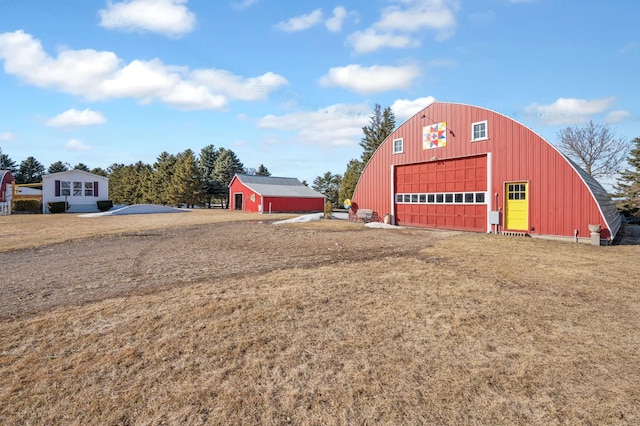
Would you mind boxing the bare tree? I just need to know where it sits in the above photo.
[557,120,628,178]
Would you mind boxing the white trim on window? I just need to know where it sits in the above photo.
[393,138,404,154]
[471,120,488,142]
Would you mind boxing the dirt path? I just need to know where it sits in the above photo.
[0,221,455,319]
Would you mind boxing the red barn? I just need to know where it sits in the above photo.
[1,170,14,202]
[351,102,621,243]
[229,174,325,213]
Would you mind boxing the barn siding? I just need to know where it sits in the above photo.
[352,102,617,240]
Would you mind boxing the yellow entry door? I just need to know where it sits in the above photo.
[505,182,528,231]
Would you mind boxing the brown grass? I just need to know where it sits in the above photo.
[0,210,296,252]
[0,213,639,425]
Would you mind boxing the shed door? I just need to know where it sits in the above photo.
[234,193,243,211]
[505,182,528,231]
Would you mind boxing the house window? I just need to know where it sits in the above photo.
[84,182,94,197]
[73,182,82,196]
[472,120,488,141]
[393,138,404,154]
[61,181,71,196]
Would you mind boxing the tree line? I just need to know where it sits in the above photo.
[0,145,271,208]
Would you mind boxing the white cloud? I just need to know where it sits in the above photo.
[191,69,288,101]
[98,0,196,37]
[347,0,459,54]
[325,7,349,32]
[391,97,436,122]
[46,109,107,128]
[0,132,17,142]
[605,110,631,124]
[65,139,91,151]
[0,30,287,110]
[319,64,421,94]
[258,103,371,147]
[524,97,618,125]
[347,29,418,54]
[275,9,323,32]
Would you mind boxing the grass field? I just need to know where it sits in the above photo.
[0,210,638,425]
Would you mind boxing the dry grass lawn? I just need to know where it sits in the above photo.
[0,211,638,425]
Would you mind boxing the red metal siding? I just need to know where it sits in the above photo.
[262,196,324,213]
[229,178,324,213]
[352,102,611,239]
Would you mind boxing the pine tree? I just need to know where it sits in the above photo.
[614,137,640,218]
[73,163,90,172]
[167,149,202,207]
[213,148,244,208]
[152,152,176,205]
[360,104,396,166]
[15,156,45,184]
[199,145,220,208]
[0,148,17,173]
[338,159,363,205]
[48,161,69,174]
[313,171,342,205]
[256,164,271,176]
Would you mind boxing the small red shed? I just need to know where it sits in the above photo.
[351,102,621,243]
[229,174,325,213]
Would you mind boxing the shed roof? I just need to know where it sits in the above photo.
[232,174,325,198]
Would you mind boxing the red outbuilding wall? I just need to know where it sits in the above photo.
[0,170,14,202]
[352,102,620,241]
[229,176,325,213]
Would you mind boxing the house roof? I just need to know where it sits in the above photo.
[42,169,109,181]
[232,174,325,198]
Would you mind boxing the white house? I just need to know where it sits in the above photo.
[42,170,109,213]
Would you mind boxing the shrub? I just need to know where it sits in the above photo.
[13,199,42,213]
[48,201,69,214]
[324,200,333,219]
[97,200,113,212]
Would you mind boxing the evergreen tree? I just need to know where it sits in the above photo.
[256,164,271,176]
[0,148,17,173]
[199,145,220,208]
[107,162,151,205]
[614,137,640,218]
[167,149,203,207]
[360,104,396,166]
[313,171,342,205]
[15,156,45,184]
[74,163,91,172]
[151,152,177,205]
[90,167,108,177]
[213,148,244,208]
[48,161,69,174]
[338,159,363,205]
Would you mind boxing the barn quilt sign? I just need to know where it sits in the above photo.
[423,122,447,150]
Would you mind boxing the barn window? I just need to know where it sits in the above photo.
[419,194,426,203]
[411,194,418,203]
[61,181,71,196]
[445,194,454,203]
[472,120,488,141]
[436,194,444,203]
[475,192,486,203]
[393,138,404,154]
[427,194,435,203]
[455,193,463,203]
[403,194,410,203]
[465,193,474,203]
[396,194,403,203]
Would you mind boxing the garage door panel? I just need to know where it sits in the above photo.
[394,155,487,232]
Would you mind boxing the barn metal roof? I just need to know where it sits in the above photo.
[563,156,622,239]
[232,174,325,198]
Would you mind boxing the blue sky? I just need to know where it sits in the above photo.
[0,0,638,185]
